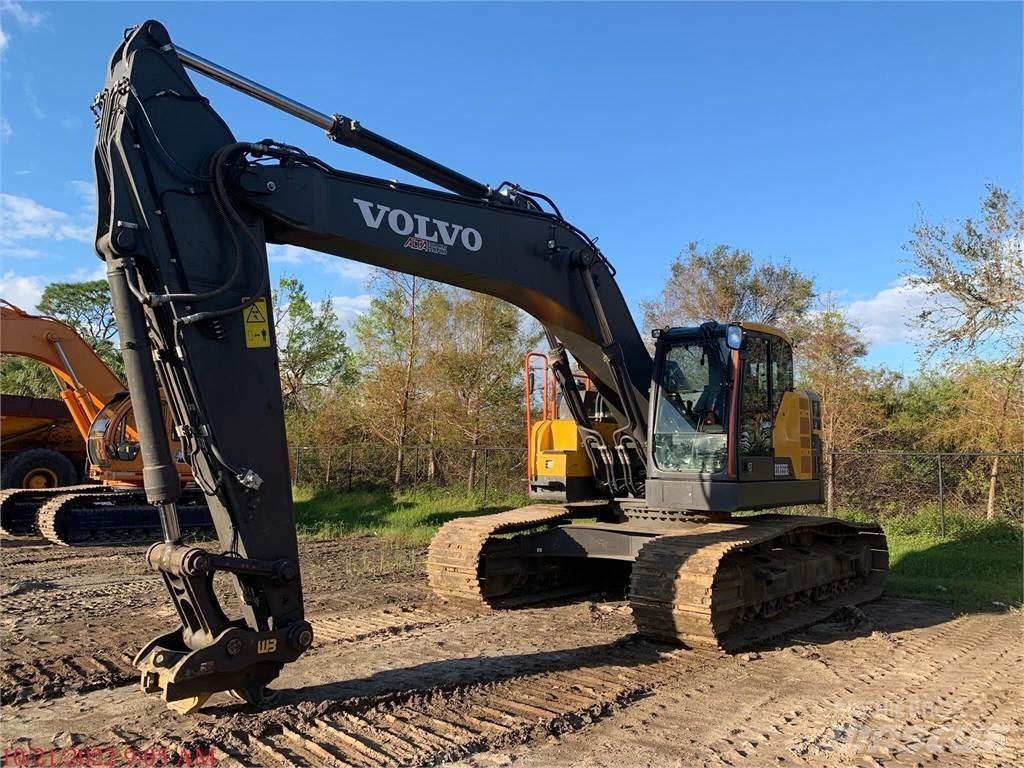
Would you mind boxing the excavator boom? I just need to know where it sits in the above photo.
[0,301,123,438]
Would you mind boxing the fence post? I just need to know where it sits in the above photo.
[937,454,945,539]
[347,445,353,492]
[826,452,835,517]
[295,447,302,486]
[325,449,332,487]
[482,448,489,503]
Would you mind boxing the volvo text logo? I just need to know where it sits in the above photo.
[353,198,483,253]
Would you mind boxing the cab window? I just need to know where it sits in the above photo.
[743,337,769,413]
[770,336,793,414]
[652,340,728,473]
[740,336,772,457]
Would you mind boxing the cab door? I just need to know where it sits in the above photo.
[738,332,797,481]
[738,335,774,480]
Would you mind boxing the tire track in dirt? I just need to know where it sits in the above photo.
[689,613,1022,766]
[457,607,1023,768]
[0,603,492,706]
[1,576,159,619]
[2,601,643,756]
[786,616,1023,766]
[163,639,695,767]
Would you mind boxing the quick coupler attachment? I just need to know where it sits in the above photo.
[136,542,312,714]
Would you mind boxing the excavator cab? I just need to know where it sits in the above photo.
[645,322,822,512]
[86,393,191,485]
[651,331,730,473]
[529,322,824,512]
[86,393,138,469]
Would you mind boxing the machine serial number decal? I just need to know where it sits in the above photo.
[243,298,271,349]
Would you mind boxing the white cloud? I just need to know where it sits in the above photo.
[0,116,11,141]
[69,262,106,282]
[67,179,95,203]
[328,294,372,331]
[843,278,935,345]
[66,179,97,218]
[0,193,92,252]
[267,243,372,282]
[0,1,44,27]
[24,80,45,120]
[0,271,46,310]
[0,1,44,55]
[1,245,43,259]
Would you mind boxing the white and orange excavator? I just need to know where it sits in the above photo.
[0,301,211,544]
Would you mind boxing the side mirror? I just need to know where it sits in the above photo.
[726,324,743,350]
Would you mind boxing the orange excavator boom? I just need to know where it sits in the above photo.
[0,301,124,440]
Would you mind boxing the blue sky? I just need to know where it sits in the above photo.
[1,1,1020,370]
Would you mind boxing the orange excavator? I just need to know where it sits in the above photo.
[0,301,212,545]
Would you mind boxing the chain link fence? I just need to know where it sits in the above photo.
[290,444,526,501]
[290,444,1024,528]
[829,451,1024,534]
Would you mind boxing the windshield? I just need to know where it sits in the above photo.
[86,416,112,467]
[652,338,729,473]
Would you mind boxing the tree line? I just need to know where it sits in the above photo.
[2,184,1020,514]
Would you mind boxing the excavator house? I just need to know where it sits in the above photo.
[92,21,888,713]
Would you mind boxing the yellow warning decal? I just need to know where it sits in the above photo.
[243,298,271,348]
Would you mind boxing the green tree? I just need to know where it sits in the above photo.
[641,242,815,335]
[38,280,122,379]
[0,357,62,398]
[906,184,1024,517]
[421,288,540,490]
[272,276,356,415]
[352,270,433,484]
[797,301,890,514]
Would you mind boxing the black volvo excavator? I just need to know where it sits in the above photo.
[92,21,888,713]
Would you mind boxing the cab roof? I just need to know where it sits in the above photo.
[661,322,792,346]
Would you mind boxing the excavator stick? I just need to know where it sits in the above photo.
[95,22,312,708]
[91,20,642,708]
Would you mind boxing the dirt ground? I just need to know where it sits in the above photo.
[1,535,1021,767]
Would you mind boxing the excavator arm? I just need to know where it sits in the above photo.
[93,21,651,709]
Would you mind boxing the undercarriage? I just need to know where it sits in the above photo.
[0,486,213,546]
[427,503,889,651]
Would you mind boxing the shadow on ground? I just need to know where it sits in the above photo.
[209,594,965,716]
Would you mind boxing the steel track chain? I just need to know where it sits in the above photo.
[629,514,889,651]
[426,504,574,607]
[36,488,214,546]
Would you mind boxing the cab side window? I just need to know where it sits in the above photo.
[770,337,793,415]
[743,337,769,414]
[740,337,772,457]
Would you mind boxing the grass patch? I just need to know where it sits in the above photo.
[292,486,529,545]
[294,488,1022,611]
[866,508,1023,611]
